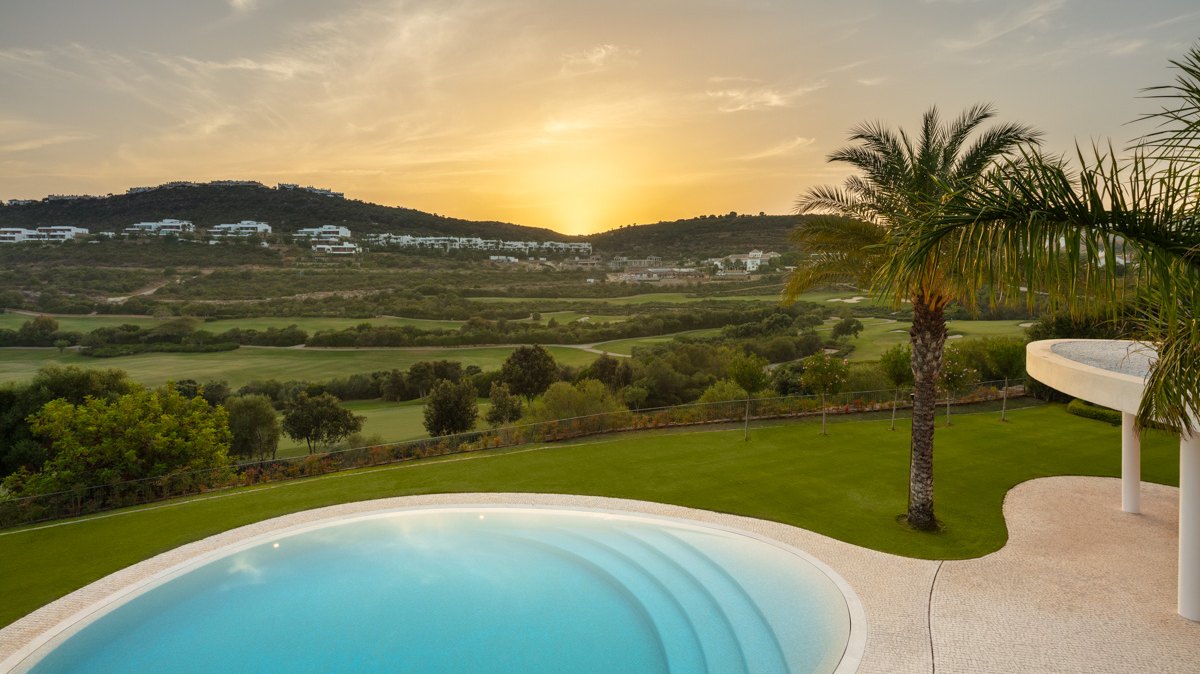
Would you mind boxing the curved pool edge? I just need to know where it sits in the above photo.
[0,494,867,674]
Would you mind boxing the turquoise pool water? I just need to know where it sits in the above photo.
[19,508,853,673]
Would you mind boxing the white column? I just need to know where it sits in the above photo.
[1181,432,1200,621]
[1121,412,1141,514]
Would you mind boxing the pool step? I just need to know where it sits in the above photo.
[499,523,793,674]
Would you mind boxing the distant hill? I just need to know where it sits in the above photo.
[0,184,800,257]
[587,214,799,259]
[0,184,567,241]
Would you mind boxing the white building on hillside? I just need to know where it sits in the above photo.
[277,183,345,199]
[0,226,90,243]
[705,249,781,272]
[210,221,272,237]
[37,226,89,241]
[124,219,194,236]
[312,243,361,255]
[364,233,591,255]
[294,225,351,243]
[0,228,35,243]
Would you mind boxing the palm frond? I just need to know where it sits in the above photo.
[1134,44,1200,165]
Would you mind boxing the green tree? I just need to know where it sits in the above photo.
[526,379,625,424]
[485,382,523,427]
[423,379,479,436]
[53,339,69,355]
[984,338,1026,421]
[18,315,58,344]
[0,365,136,476]
[224,394,281,461]
[619,384,649,411]
[938,347,980,426]
[799,353,849,436]
[281,393,364,454]
[788,105,1039,529]
[584,354,634,391]
[380,369,407,401]
[727,352,769,394]
[879,344,914,431]
[6,386,230,498]
[698,379,749,404]
[501,345,558,403]
[831,317,864,339]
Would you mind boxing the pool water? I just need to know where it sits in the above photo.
[18,508,853,673]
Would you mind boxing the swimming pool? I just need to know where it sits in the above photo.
[10,507,861,673]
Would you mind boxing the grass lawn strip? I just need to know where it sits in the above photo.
[0,345,597,388]
[0,402,1178,629]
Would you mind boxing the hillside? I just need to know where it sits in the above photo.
[0,184,567,241]
[0,184,800,257]
[588,214,799,258]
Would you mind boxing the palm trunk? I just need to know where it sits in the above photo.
[908,295,946,531]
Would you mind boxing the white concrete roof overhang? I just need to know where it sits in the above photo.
[1026,339,1155,415]
[1027,338,1200,622]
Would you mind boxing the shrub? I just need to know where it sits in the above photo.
[1066,399,1122,425]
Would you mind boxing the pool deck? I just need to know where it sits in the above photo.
[2,476,1198,673]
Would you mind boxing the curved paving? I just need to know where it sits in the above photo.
[2,478,1197,673]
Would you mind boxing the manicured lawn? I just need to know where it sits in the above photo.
[592,328,724,355]
[0,313,160,332]
[0,345,599,387]
[200,316,466,332]
[0,313,465,333]
[822,317,1030,362]
[0,402,1179,628]
[471,292,788,304]
[524,311,628,325]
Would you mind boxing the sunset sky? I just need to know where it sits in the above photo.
[2,1,1198,235]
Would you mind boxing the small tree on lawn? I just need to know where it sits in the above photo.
[500,345,557,404]
[424,379,479,436]
[281,392,364,454]
[800,353,848,435]
[985,338,1026,421]
[831,317,865,340]
[485,381,523,427]
[879,344,914,431]
[224,394,281,461]
[938,347,980,426]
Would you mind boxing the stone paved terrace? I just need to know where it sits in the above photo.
[2,478,1197,673]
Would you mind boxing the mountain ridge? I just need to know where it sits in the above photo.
[0,183,798,256]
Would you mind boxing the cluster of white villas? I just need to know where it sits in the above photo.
[0,225,90,243]
[364,233,592,255]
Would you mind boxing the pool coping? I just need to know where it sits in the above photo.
[0,496,867,674]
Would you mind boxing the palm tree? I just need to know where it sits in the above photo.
[787,106,1040,530]
[885,45,1200,435]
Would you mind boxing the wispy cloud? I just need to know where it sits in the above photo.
[560,44,638,75]
[706,83,825,112]
[0,134,90,153]
[1108,40,1145,56]
[227,0,257,12]
[736,136,815,161]
[941,0,1065,51]
[855,77,885,86]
